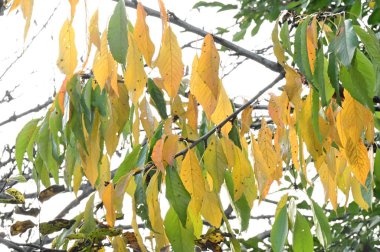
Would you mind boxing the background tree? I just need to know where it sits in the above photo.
[0,0,380,251]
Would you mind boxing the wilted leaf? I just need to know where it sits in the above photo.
[38,185,65,202]
[11,220,35,236]
[40,219,75,235]
[0,188,25,204]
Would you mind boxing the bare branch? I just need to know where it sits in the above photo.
[121,0,283,73]
[0,98,52,127]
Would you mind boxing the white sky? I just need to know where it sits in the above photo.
[0,0,324,250]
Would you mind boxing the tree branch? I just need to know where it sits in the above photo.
[121,0,283,73]
[174,73,285,158]
[0,98,52,127]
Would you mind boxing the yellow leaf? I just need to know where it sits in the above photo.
[132,109,140,145]
[204,135,228,193]
[289,121,300,171]
[284,65,302,108]
[186,94,198,131]
[108,54,119,96]
[9,0,22,12]
[73,162,82,196]
[220,136,235,169]
[97,155,111,196]
[139,97,155,139]
[258,119,279,179]
[268,92,288,127]
[112,236,128,252]
[21,0,33,40]
[102,183,116,227]
[345,138,370,186]
[351,175,369,210]
[232,145,252,201]
[57,20,78,77]
[211,82,233,136]
[125,32,147,104]
[201,191,222,227]
[306,17,317,73]
[162,134,179,166]
[134,3,155,67]
[275,194,288,217]
[146,172,168,249]
[82,10,101,69]
[315,156,337,210]
[93,30,109,89]
[180,149,205,215]
[80,112,101,187]
[152,137,165,172]
[69,0,78,21]
[158,0,168,29]
[155,26,184,98]
[271,18,285,66]
[171,95,186,117]
[251,135,273,200]
[336,158,350,205]
[240,104,253,136]
[190,55,217,118]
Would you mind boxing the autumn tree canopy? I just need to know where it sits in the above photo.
[1,0,380,251]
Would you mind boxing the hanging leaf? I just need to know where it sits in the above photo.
[306,17,317,74]
[80,194,96,234]
[331,20,359,67]
[69,0,78,21]
[93,30,110,89]
[271,18,285,66]
[180,149,205,215]
[125,32,147,104]
[162,134,179,166]
[21,0,33,39]
[211,82,233,136]
[293,212,313,252]
[186,94,198,131]
[270,205,288,252]
[155,26,184,98]
[165,167,191,227]
[15,118,39,173]
[164,207,195,252]
[108,0,128,65]
[201,191,222,227]
[57,20,78,76]
[311,200,331,248]
[152,138,165,172]
[134,3,155,67]
[102,183,116,227]
[10,220,35,236]
[147,79,168,119]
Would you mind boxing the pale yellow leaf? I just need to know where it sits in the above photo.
[158,0,168,29]
[211,81,233,136]
[351,175,369,210]
[258,119,278,179]
[73,162,82,196]
[108,54,119,96]
[232,145,252,201]
[139,97,155,139]
[180,149,205,215]
[271,18,285,66]
[155,26,184,98]
[69,0,78,21]
[125,32,147,104]
[345,138,370,186]
[97,155,111,197]
[284,65,302,108]
[93,29,109,89]
[201,191,222,227]
[240,104,253,136]
[134,3,155,67]
[315,157,337,210]
[89,10,101,50]
[268,92,288,127]
[289,121,300,171]
[112,236,128,252]
[102,183,116,227]
[220,136,235,169]
[57,20,78,76]
[21,0,33,40]
[170,95,186,117]
[132,109,140,145]
[146,172,168,249]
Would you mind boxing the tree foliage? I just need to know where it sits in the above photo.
[1,0,380,251]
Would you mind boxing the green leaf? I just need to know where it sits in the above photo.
[164,207,194,252]
[16,118,40,173]
[108,0,128,65]
[280,21,292,56]
[331,20,359,67]
[113,144,141,183]
[81,78,93,134]
[294,16,312,82]
[147,79,167,120]
[349,0,362,18]
[270,205,289,252]
[314,47,326,106]
[353,26,380,66]
[311,200,331,248]
[293,212,313,252]
[311,89,322,142]
[166,166,191,227]
[340,49,375,110]
[360,171,373,209]
[80,194,96,234]
[233,28,246,41]
[328,52,341,105]
[368,8,380,25]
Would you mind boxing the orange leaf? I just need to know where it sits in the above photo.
[125,32,147,104]
[158,0,168,29]
[284,65,302,108]
[139,97,155,138]
[9,0,22,12]
[69,0,78,21]
[240,104,253,136]
[57,20,78,77]
[162,134,179,166]
[306,17,317,74]
[268,92,288,127]
[155,26,184,98]
[134,3,155,67]
[21,0,33,39]
[152,138,165,172]
[102,183,116,227]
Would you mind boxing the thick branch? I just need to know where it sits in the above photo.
[121,0,283,73]
[174,73,285,158]
[0,98,52,127]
